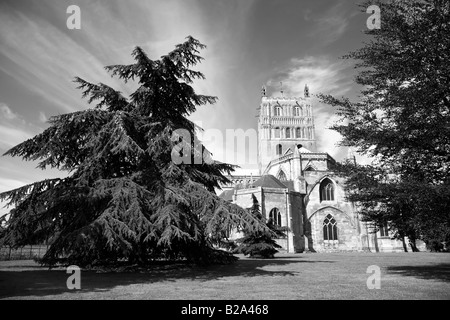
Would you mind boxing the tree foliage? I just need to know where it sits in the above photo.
[0,36,268,266]
[233,194,287,258]
[319,0,450,250]
[335,161,450,251]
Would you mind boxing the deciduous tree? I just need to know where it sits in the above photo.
[319,0,450,251]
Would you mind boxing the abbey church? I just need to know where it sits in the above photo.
[219,86,424,253]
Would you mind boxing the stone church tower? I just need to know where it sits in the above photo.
[220,85,425,253]
[257,85,316,174]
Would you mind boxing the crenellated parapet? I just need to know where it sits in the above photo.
[219,174,262,190]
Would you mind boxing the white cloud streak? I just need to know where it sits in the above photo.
[0,103,37,150]
[307,2,351,46]
[0,103,18,120]
[0,9,121,113]
[267,55,355,161]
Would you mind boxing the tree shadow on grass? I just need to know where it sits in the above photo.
[0,255,334,298]
[386,263,450,282]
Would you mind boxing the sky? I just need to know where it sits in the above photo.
[0,0,373,216]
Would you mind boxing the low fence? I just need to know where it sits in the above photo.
[0,245,48,261]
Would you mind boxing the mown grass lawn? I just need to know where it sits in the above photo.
[0,252,449,300]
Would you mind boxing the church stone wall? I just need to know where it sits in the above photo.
[305,175,360,252]
[289,192,305,252]
[364,228,427,252]
[234,187,262,210]
[263,188,289,228]
[262,188,304,253]
[230,188,261,241]
[370,235,406,252]
[308,207,360,251]
[306,175,355,221]
[302,157,329,171]
[266,162,292,180]
[234,187,303,253]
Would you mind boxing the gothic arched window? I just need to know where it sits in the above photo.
[320,178,335,202]
[295,128,301,138]
[274,127,280,138]
[294,107,300,116]
[379,222,389,237]
[302,127,306,138]
[323,214,338,240]
[277,170,287,181]
[276,144,282,155]
[269,208,282,226]
[286,127,291,138]
[275,106,282,116]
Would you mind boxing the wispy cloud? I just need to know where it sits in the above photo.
[0,125,33,150]
[0,9,122,113]
[0,103,18,120]
[0,0,233,117]
[0,102,61,220]
[0,177,25,219]
[0,0,369,183]
[38,111,47,123]
[0,160,68,219]
[0,102,37,150]
[267,55,355,161]
[269,55,354,97]
[307,2,351,46]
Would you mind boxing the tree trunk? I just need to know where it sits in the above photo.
[401,237,408,252]
[305,222,316,253]
[408,236,420,252]
[374,232,380,253]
